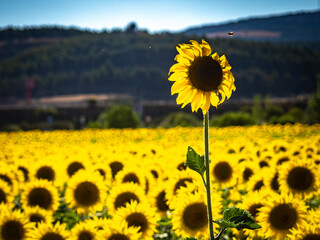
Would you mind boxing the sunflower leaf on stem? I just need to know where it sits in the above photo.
[185,146,205,177]
[213,206,261,230]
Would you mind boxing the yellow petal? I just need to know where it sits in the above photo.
[175,54,191,65]
[201,39,212,56]
[176,85,192,105]
[176,46,195,61]
[210,92,219,107]
[181,88,197,108]
[219,84,232,99]
[202,92,211,114]
[218,90,226,104]
[171,80,188,95]
[190,40,202,57]
[191,91,203,112]
[220,55,232,70]
[212,52,220,61]
[168,72,188,81]
[168,63,188,75]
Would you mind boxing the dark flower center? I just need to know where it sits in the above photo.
[271,173,280,191]
[1,220,25,240]
[126,213,148,233]
[122,173,140,184]
[109,162,124,179]
[67,162,84,177]
[302,234,320,240]
[242,168,253,182]
[183,203,208,230]
[156,191,169,212]
[28,188,52,209]
[0,189,7,204]
[40,233,64,240]
[174,178,193,194]
[287,167,313,191]
[269,203,297,230]
[248,204,263,218]
[114,192,139,209]
[188,56,223,91]
[74,182,99,206]
[108,234,129,240]
[213,162,232,182]
[79,231,94,240]
[36,167,55,181]
[30,214,45,223]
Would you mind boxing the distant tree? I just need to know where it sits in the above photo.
[125,22,137,33]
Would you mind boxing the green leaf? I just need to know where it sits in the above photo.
[214,206,261,230]
[185,146,205,177]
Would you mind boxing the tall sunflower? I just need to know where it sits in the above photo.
[0,180,14,209]
[168,39,235,114]
[24,206,53,226]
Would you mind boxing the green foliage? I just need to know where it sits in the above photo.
[158,112,201,128]
[214,207,261,231]
[185,146,205,177]
[211,112,256,127]
[99,105,140,129]
[252,95,263,123]
[306,76,320,123]
[0,28,319,100]
[268,114,296,125]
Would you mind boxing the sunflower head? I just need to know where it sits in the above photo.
[169,39,235,114]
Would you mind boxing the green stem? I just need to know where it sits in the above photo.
[204,112,214,240]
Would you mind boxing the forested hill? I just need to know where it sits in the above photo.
[0,26,320,101]
[184,10,320,42]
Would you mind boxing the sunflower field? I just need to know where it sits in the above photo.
[0,124,320,240]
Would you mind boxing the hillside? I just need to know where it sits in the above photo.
[184,11,320,42]
[0,11,320,102]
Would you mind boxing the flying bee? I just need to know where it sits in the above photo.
[228,32,234,36]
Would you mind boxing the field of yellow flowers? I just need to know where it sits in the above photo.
[0,124,319,240]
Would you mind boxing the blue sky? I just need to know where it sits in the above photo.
[0,0,318,32]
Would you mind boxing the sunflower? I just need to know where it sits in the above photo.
[24,206,53,226]
[170,190,221,239]
[106,183,148,216]
[168,39,235,114]
[238,190,270,239]
[0,167,21,196]
[114,165,146,188]
[98,218,141,240]
[64,157,90,178]
[70,221,98,240]
[0,208,34,240]
[246,168,267,192]
[164,169,197,205]
[29,159,65,187]
[107,159,125,180]
[256,193,308,239]
[116,201,157,240]
[28,222,69,240]
[288,223,320,240]
[21,179,59,212]
[210,156,239,188]
[0,180,14,209]
[148,184,170,219]
[83,216,109,231]
[264,167,280,193]
[278,159,319,198]
[65,170,107,214]
[91,161,113,187]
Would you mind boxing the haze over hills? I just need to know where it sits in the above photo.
[184,10,320,42]
[0,10,319,102]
